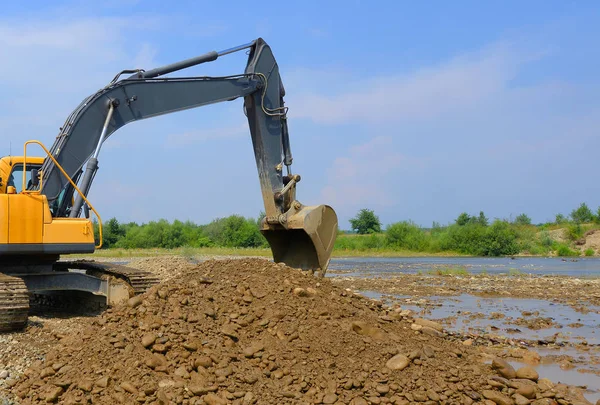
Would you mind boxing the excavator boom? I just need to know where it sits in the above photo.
[36,38,337,272]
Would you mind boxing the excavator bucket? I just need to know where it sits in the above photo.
[261,204,338,275]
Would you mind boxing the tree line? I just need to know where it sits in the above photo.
[94,202,600,257]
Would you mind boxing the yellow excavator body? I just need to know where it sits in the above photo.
[0,155,95,254]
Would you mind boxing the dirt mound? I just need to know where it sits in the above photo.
[578,229,600,254]
[127,256,201,282]
[547,228,567,243]
[7,259,592,404]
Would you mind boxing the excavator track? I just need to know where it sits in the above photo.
[55,260,161,295]
[0,273,30,332]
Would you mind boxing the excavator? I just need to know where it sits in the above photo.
[0,38,338,331]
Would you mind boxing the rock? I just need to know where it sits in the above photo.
[463,339,473,346]
[414,318,443,331]
[410,323,423,331]
[323,393,338,404]
[376,385,390,395]
[195,356,213,369]
[386,354,410,371]
[492,358,517,379]
[537,379,554,392]
[0,370,8,379]
[306,287,318,296]
[413,391,428,402]
[183,342,198,351]
[95,376,110,388]
[40,367,56,378]
[516,366,539,381]
[141,333,156,348]
[45,386,64,403]
[128,295,143,308]
[78,379,93,392]
[351,321,386,340]
[421,326,443,337]
[203,393,227,405]
[293,288,309,297]
[53,379,71,389]
[517,385,536,399]
[174,366,190,379]
[482,390,514,405]
[531,400,556,405]
[351,398,369,405]
[221,325,239,341]
[514,394,531,405]
[120,382,138,395]
[427,389,440,401]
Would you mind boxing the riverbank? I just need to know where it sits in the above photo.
[1,256,597,404]
[76,247,469,260]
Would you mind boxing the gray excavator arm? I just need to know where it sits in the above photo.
[37,38,337,273]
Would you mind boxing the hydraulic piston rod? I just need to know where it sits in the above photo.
[132,41,255,79]
[70,102,115,218]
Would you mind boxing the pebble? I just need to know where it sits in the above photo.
[376,384,390,395]
[204,393,227,405]
[517,385,536,399]
[482,389,514,405]
[351,398,369,405]
[120,381,138,395]
[0,370,8,379]
[128,295,143,308]
[45,386,64,402]
[293,287,309,297]
[385,354,410,370]
[516,366,539,381]
[323,393,338,404]
[141,333,156,348]
[492,358,516,379]
[410,323,423,331]
[414,318,444,331]
[514,394,530,405]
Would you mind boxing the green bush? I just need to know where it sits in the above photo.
[555,243,579,257]
[585,248,595,257]
[385,221,430,251]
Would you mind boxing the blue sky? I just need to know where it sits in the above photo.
[1,1,599,228]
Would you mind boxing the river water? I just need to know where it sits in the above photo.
[326,256,600,400]
[327,256,600,277]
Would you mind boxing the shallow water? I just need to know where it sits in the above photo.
[361,290,600,399]
[328,256,600,277]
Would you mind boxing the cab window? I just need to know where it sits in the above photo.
[8,164,40,193]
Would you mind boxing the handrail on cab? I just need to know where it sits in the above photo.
[22,140,103,249]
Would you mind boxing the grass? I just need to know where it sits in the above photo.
[77,246,468,260]
[585,248,595,257]
[509,268,524,276]
[428,266,470,276]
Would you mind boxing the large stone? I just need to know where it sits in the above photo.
[351,321,386,340]
[516,366,539,381]
[482,390,514,405]
[120,382,138,395]
[514,394,531,405]
[141,333,156,348]
[323,393,338,404]
[385,354,410,371]
[45,386,64,403]
[128,295,143,308]
[492,358,516,379]
[517,385,536,399]
[203,393,227,405]
[414,318,443,331]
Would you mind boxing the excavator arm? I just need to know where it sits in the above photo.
[37,38,337,272]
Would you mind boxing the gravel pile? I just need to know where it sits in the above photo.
[6,258,592,404]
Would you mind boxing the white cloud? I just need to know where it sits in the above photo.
[320,136,426,214]
[287,43,542,125]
